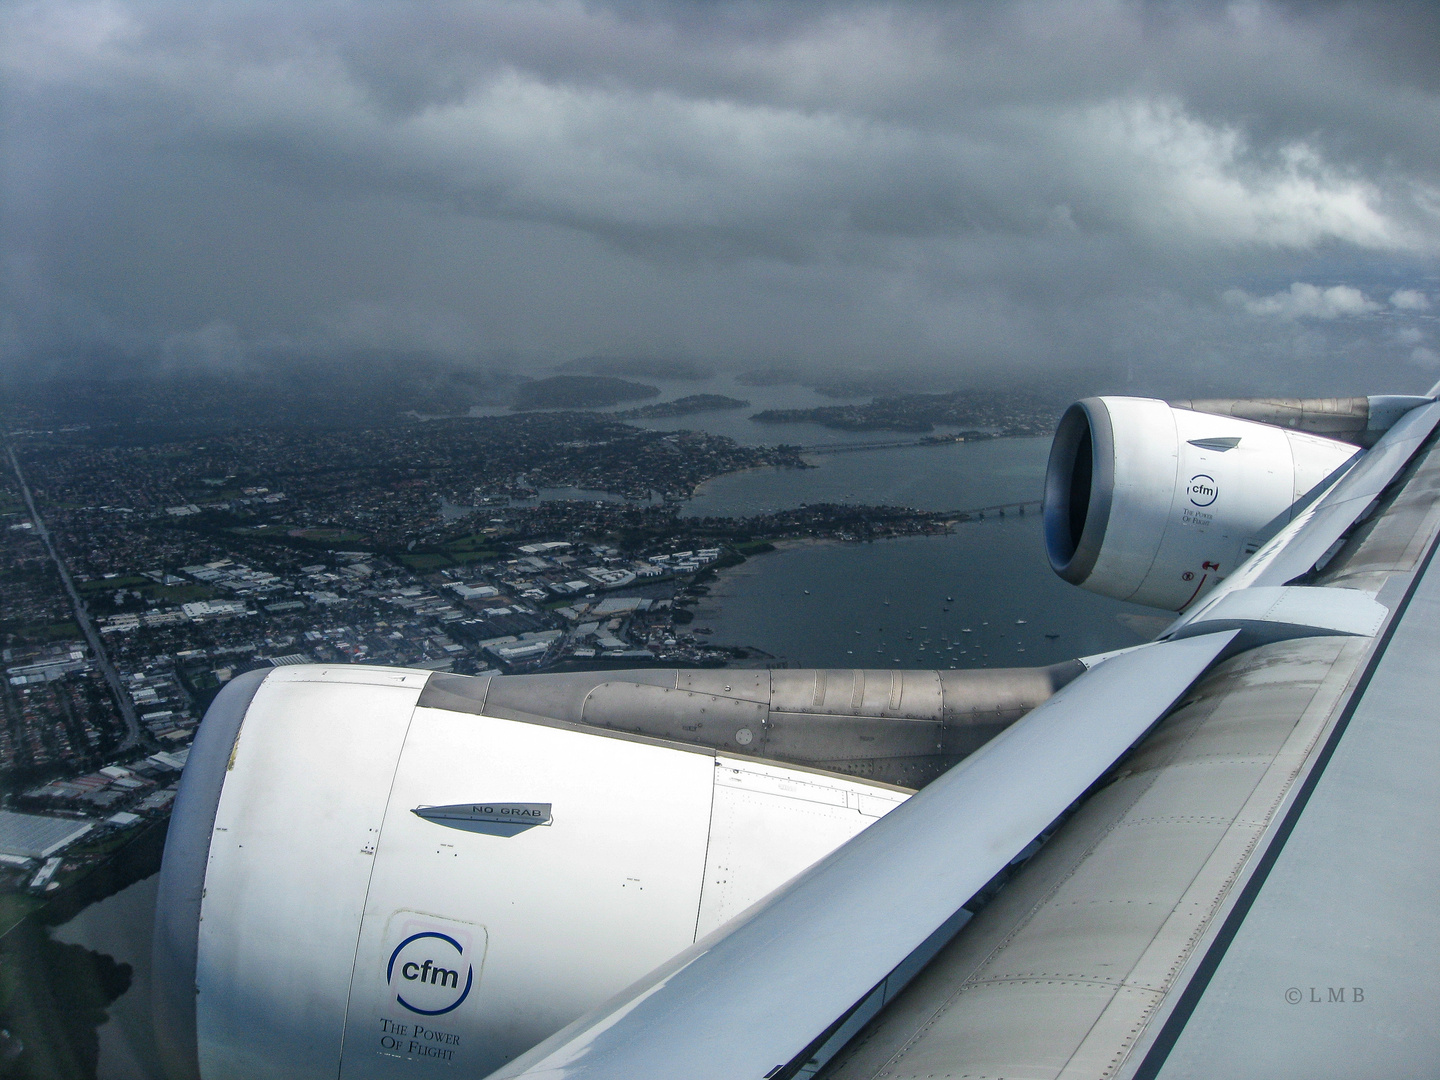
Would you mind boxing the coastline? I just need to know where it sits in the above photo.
[687,459,816,502]
[684,519,1152,672]
[688,535,836,628]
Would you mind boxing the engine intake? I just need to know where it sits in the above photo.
[1045,396,1358,610]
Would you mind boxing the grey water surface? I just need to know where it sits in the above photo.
[684,436,1051,517]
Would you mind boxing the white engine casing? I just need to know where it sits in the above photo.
[1044,396,1358,610]
[153,666,909,1080]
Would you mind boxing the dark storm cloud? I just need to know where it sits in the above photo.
[2,0,1438,392]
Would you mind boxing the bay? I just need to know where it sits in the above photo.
[692,519,1162,670]
[685,435,1165,667]
[685,436,1050,517]
[460,373,978,449]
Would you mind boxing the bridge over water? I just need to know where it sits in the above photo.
[945,500,1042,520]
[795,437,970,455]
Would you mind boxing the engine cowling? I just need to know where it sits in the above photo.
[154,657,1089,1080]
[1043,396,1359,610]
[152,665,914,1080]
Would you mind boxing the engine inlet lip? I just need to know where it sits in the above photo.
[152,667,273,1080]
[1044,399,1113,584]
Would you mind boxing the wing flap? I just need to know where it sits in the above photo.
[822,635,1368,1080]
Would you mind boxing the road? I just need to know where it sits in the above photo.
[4,438,146,751]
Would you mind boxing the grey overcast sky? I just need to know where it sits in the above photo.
[3,0,1439,394]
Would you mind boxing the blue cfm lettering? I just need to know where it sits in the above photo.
[401,959,460,989]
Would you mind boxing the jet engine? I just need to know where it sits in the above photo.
[154,660,1079,1080]
[1044,396,1359,610]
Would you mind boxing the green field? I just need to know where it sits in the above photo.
[443,533,500,551]
[447,550,499,565]
[0,893,44,939]
[77,575,149,593]
[290,528,369,543]
[398,553,453,571]
[79,576,215,605]
[0,621,82,644]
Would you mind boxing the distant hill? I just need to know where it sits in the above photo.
[510,375,661,410]
[750,390,1057,435]
[563,356,715,381]
[616,394,750,419]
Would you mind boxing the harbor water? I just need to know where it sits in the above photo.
[685,435,1163,667]
[692,518,1161,670]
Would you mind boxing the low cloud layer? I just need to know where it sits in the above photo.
[3,1,1439,394]
[1225,283,1385,320]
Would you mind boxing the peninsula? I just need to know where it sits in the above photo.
[617,394,751,419]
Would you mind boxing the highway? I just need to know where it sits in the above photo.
[4,437,146,751]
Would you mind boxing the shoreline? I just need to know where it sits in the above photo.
[686,461,812,503]
[690,536,837,625]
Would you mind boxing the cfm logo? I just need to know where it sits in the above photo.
[1187,474,1218,507]
[387,931,474,1016]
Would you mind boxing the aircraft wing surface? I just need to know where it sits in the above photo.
[825,399,1440,1079]
[486,401,1440,1080]
[486,632,1236,1080]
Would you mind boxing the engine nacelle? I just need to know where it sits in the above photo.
[1044,396,1358,610]
[152,665,913,1080]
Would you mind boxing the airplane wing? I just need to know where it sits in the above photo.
[484,632,1237,1080]
[485,396,1440,1080]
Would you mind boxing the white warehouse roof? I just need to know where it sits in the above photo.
[0,811,95,860]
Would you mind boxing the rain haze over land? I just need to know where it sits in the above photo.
[2,0,1439,398]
